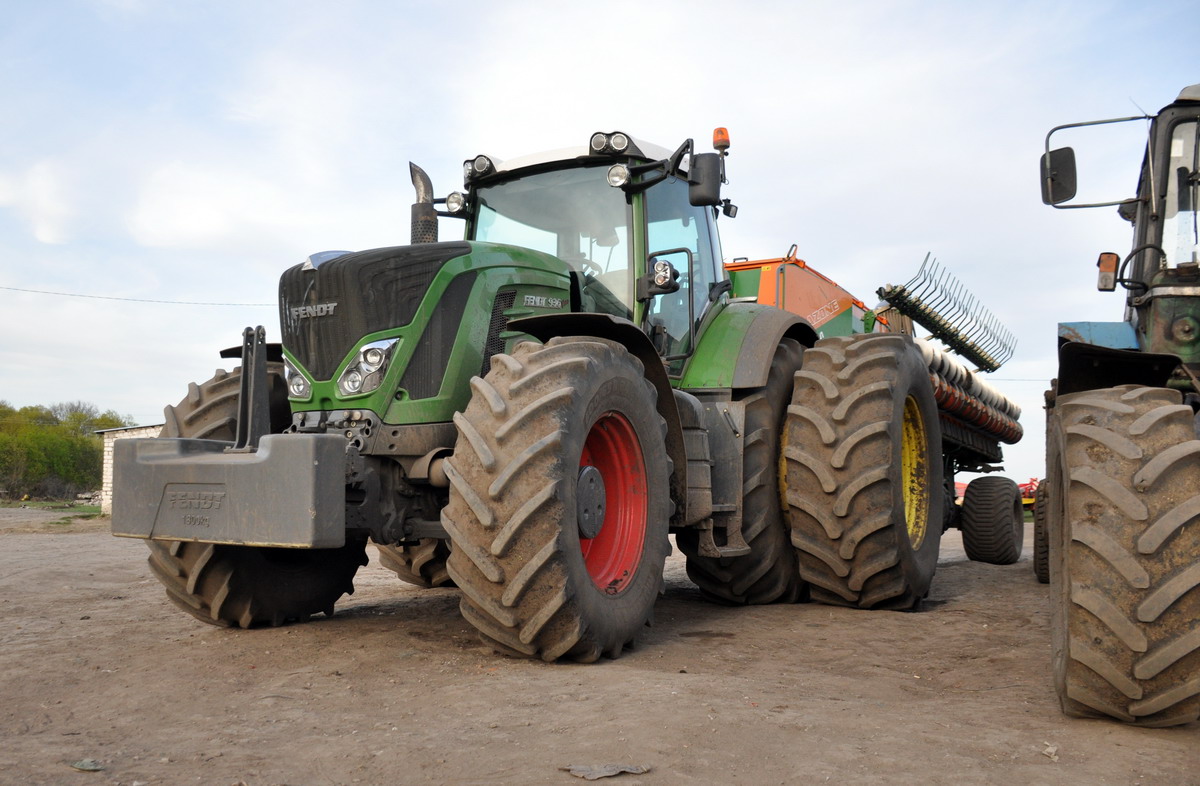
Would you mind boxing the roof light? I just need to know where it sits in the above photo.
[607,164,630,187]
[713,127,730,152]
[588,131,640,156]
[464,155,496,186]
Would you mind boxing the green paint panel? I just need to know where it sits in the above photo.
[287,242,571,425]
[729,268,761,299]
[677,302,764,389]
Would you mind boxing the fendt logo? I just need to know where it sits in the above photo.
[167,491,226,510]
[290,302,338,319]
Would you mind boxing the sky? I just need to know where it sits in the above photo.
[0,0,1196,482]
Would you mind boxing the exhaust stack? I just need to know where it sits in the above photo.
[409,163,438,244]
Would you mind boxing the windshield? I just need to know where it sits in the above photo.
[473,166,633,317]
[1162,119,1199,267]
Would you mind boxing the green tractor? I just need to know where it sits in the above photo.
[114,129,1022,661]
[1039,85,1200,725]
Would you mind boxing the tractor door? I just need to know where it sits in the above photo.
[643,177,723,366]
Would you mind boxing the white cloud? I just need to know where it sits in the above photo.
[0,160,75,244]
[127,161,287,247]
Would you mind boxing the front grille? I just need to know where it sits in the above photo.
[278,242,469,380]
[398,272,477,399]
[481,289,517,377]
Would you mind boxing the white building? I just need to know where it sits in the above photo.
[96,424,163,515]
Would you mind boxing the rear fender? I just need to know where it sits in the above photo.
[680,302,817,391]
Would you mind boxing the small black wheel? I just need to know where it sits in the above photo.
[960,476,1024,565]
[1032,480,1049,583]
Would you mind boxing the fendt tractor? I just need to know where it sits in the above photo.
[114,129,1023,663]
[1039,85,1200,725]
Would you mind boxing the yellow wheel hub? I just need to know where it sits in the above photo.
[901,396,930,549]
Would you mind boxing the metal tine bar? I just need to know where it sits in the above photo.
[876,253,1018,372]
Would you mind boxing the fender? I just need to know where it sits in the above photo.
[1056,341,1179,397]
[679,302,818,391]
[507,313,691,524]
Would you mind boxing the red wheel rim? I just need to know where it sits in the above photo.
[578,411,648,594]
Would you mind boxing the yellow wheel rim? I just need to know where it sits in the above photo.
[901,395,930,549]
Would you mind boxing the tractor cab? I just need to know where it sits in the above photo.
[448,131,733,363]
[1041,83,1200,374]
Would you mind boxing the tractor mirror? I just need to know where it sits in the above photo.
[689,153,722,206]
[1040,147,1077,205]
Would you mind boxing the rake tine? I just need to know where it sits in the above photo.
[876,253,1017,371]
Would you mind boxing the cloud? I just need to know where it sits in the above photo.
[126,161,287,247]
[0,160,75,243]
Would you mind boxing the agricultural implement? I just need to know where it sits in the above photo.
[113,129,1022,661]
[1038,84,1200,725]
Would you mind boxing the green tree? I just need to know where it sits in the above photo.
[0,399,132,498]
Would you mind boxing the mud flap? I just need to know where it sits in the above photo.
[111,434,346,548]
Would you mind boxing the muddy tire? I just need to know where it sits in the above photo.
[1032,480,1050,583]
[783,334,943,609]
[1049,385,1200,726]
[443,337,671,662]
[961,476,1024,565]
[376,539,454,588]
[677,339,805,605]
[147,364,368,628]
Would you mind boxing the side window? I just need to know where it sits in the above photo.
[645,178,721,357]
[1162,120,1199,268]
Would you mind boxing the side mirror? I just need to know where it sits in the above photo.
[1040,147,1077,205]
[689,153,722,206]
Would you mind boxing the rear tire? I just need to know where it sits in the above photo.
[677,339,805,605]
[1050,385,1200,726]
[961,476,1024,565]
[783,334,943,609]
[147,364,367,628]
[376,539,454,588]
[1032,480,1049,583]
[444,338,671,662]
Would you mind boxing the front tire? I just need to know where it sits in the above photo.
[783,334,943,609]
[443,338,671,662]
[147,364,368,628]
[1050,385,1200,726]
[376,539,454,588]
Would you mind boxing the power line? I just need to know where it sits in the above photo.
[0,285,273,307]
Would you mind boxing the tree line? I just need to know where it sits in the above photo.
[0,401,135,499]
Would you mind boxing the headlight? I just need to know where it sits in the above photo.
[284,359,312,400]
[607,164,630,187]
[445,191,466,214]
[337,338,399,397]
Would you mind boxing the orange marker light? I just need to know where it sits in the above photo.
[1096,251,1119,292]
[713,127,730,152]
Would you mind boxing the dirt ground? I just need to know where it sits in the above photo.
[1,507,1195,786]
